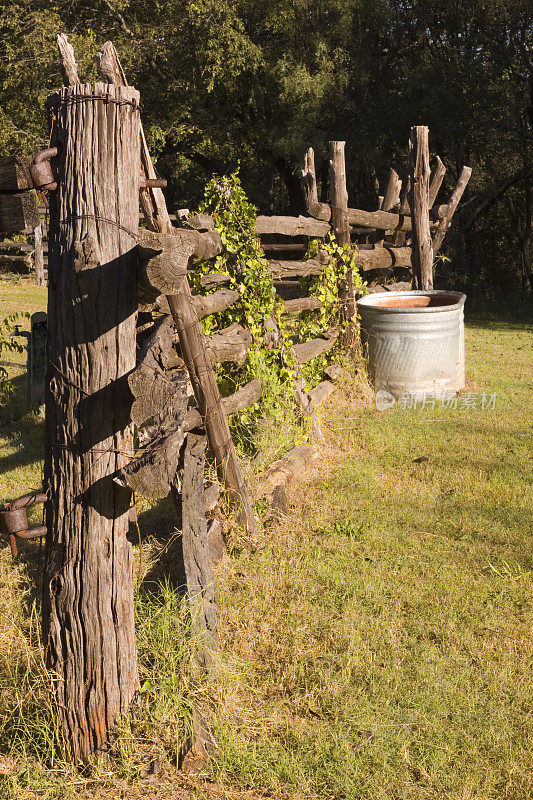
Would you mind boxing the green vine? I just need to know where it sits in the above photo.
[297,234,367,387]
[195,173,297,429]
[299,234,367,337]
[191,175,368,446]
[0,312,30,401]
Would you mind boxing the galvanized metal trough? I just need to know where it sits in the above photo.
[357,290,466,399]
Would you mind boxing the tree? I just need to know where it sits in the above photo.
[0,0,530,292]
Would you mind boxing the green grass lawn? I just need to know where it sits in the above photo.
[210,315,532,800]
[0,278,47,511]
[0,281,531,799]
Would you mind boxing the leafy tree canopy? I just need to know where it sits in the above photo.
[0,0,531,293]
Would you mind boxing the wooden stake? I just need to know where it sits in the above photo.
[56,34,79,86]
[179,433,218,670]
[42,83,140,762]
[432,166,472,253]
[329,141,355,326]
[329,142,350,246]
[95,42,171,233]
[301,147,331,221]
[428,156,446,208]
[399,176,411,214]
[380,168,401,212]
[393,176,411,245]
[28,311,47,405]
[165,291,258,535]
[34,223,45,285]
[408,126,433,290]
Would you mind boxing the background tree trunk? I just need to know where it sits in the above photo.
[42,83,140,762]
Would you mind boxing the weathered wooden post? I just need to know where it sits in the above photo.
[428,156,446,208]
[408,125,433,290]
[329,141,350,246]
[28,311,47,406]
[42,82,140,762]
[329,141,355,330]
[379,168,401,212]
[180,433,218,669]
[34,222,45,286]
[301,147,331,221]
[432,166,473,254]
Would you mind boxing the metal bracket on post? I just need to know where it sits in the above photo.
[139,177,167,189]
[30,147,58,191]
[0,492,48,557]
[30,146,166,194]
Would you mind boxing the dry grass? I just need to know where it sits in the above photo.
[206,318,532,799]
[0,280,531,799]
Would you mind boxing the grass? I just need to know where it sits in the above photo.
[209,334,532,800]
[0,280,531,798]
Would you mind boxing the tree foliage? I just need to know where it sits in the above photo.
[0,0,531,294]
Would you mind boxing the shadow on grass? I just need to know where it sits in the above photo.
[131,495,177,542]
[132,495,187,596]
[465,299,533,329]
[0,536,46,620]
[0,417,44,491]
[0,374,35,423]
[140,535,186,597]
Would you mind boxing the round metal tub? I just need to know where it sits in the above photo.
[358,290,466,399]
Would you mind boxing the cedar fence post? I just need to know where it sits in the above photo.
[432,166,473,254]
[380,168,401,212]
[42,82,140,762]
[428,156,446,208]
[408,125,434,290]
[28,311,47,406]
[34,222,45,286]
[329,141,355,328]
[301,147,331,221]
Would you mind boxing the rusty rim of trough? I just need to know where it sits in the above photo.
[358,290,466,313]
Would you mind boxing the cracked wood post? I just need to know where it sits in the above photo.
[428,156,446,208]
[165,290,258,535]
[56,34,79,86]
[95,41,171,234]
[376,169,401,243]
[393,177,411,245]
[301,147,331,221]
[329,141,355,335]
[42,82,140,762]
[96,42,257,537]
[408,126,434,290]
[432,166,473,254]
[380,168,401,212]
[34,222,45,286]
[180,433,218,670]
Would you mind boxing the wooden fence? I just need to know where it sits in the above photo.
[0,33,471,766]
